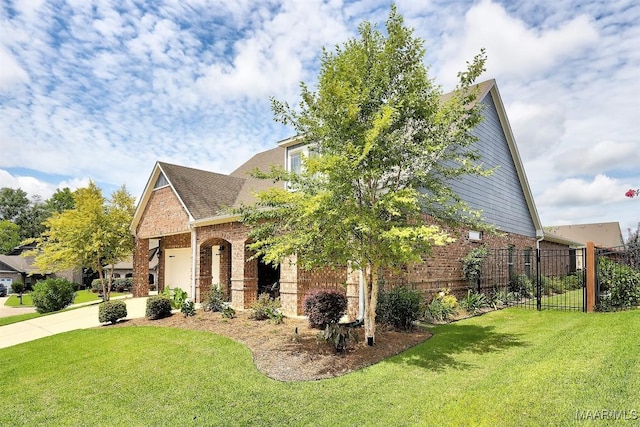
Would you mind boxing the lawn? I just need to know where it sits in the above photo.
[0,308,638,426]
[4,290,128,307]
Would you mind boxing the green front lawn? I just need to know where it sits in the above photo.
[4,290,128,307]
[0,308,638,426]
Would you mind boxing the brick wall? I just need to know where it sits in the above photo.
[136,187,190,239]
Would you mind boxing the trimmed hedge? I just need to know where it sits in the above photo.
[303,289,347,329]
[99,300,127,324]
[145,296,172,320]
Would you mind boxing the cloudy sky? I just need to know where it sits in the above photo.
[1,0,639,236]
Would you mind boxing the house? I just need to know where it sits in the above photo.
[545,222,625,249]
[0,252,81,291]
[131,79,569,318]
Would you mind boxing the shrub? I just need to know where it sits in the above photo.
[459,290,488,314]
[249,293,283,323]
[377,286,423,330]
[424,288,458,322]
[31,278,76,313]
[318,323,359,353]
[597,258,640,310]
[162,286,188,309]
[303,289,348,329]
[509,274,533,298]
[98,300,127,324]
[145,296,172,320]
[462,245,488,289]
[181,299,196,317]
[11,281,24,294]
[221,305,236,319]
[202,286,226,312]
[112,277,133,292]
[91,279,103,293]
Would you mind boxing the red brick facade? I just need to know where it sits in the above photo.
[132,186,565,318]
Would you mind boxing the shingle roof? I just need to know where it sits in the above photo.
[230,146,285,206]
[0,255,38,274]
[158,162,245,220]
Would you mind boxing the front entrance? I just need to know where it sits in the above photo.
[258,256,280,299]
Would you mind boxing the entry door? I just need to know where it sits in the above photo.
[165,248,192,298]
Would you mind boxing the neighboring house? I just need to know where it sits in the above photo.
[105,243,159,286]
[131,79,569,318]
[545,222,625,249]
[0,254,81,290]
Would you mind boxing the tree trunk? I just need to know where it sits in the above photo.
[363,262,380,346]
[97,264,109,302]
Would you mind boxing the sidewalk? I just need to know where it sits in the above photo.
[0,296,149,350]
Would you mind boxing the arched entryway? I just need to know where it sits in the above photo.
[257,255,280,299]
[198,238,232,300]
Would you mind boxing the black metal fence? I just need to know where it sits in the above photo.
[595,243,640,311]
[476,247,586,311]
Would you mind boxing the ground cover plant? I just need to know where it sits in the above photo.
[2,308,638,425]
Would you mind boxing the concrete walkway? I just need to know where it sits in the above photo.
[0,296,149,350]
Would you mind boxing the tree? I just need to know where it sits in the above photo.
[0,220,21,254]
[45,188,75,214]
[0,187,30,223]
[29,182,135,301]
[239,7,488,344]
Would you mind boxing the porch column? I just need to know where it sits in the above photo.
[132,237,150,297]
[230,240,258,309]
[279,255,299,316]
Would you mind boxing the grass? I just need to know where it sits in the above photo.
[1,308,639,426]
[4,290,128,307]
[0,312,43,326]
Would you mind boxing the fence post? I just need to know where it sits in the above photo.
[585,241,595,312]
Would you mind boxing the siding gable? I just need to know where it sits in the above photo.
[449,93,536,237]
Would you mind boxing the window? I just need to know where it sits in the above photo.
[290,151,302,175]
[154,172,169,189]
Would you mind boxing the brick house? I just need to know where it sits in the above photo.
[131,79,568,318]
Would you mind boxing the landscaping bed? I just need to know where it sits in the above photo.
[115,309,431,381]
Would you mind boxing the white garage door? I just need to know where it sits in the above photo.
[165,248,192,298]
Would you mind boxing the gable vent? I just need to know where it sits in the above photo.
[154,172,169,189]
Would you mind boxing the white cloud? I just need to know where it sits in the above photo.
[436,0,599,87]
[537,174,626,207]
[0,46,29,92]
[554,140,640,174]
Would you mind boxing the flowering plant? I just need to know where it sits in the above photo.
[625,189,639,198]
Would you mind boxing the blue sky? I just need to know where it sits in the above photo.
[1,0,639,236]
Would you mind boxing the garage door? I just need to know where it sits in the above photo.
[165,247,192,298]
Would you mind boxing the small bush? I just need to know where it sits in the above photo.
[377,286,423,330]
[181,299,196,317]
[99,300,127,324]
[597,258,640,310]
[303,289,348,329]
[202,287,226,312]
[459,290,488,314]
[509,274,533,298]
[11,281,25,294]
[221,305,236,319]
[31,278,76,313]
[249,293,283,323]
[162,286,188,309]
[462,245,488,289]
[318,323,359,353]
[91,279,103,293]
[145,296,172,320]
[425,288,458,323]
[112,277,133,292]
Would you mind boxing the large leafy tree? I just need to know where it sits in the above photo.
[0,220,21,254]
[29,182,135,300]
[45,188,75,214]
[240,7,489,344]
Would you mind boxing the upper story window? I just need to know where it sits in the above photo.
[290,151,302,175]
[154,172,169,189]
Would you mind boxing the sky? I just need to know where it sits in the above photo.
[0,0,639,237]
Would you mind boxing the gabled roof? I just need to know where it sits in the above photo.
[131,148,285,232]
[159,162,245,220]
[0,255,38,274]
[545,222,625,248]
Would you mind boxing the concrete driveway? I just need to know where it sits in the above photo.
[0,296,149,350]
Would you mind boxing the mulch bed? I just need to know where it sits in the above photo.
[112,310,432,382]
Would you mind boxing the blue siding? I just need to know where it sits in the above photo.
[448,95,536,237]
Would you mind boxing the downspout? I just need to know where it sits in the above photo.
[190,224,197,300]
